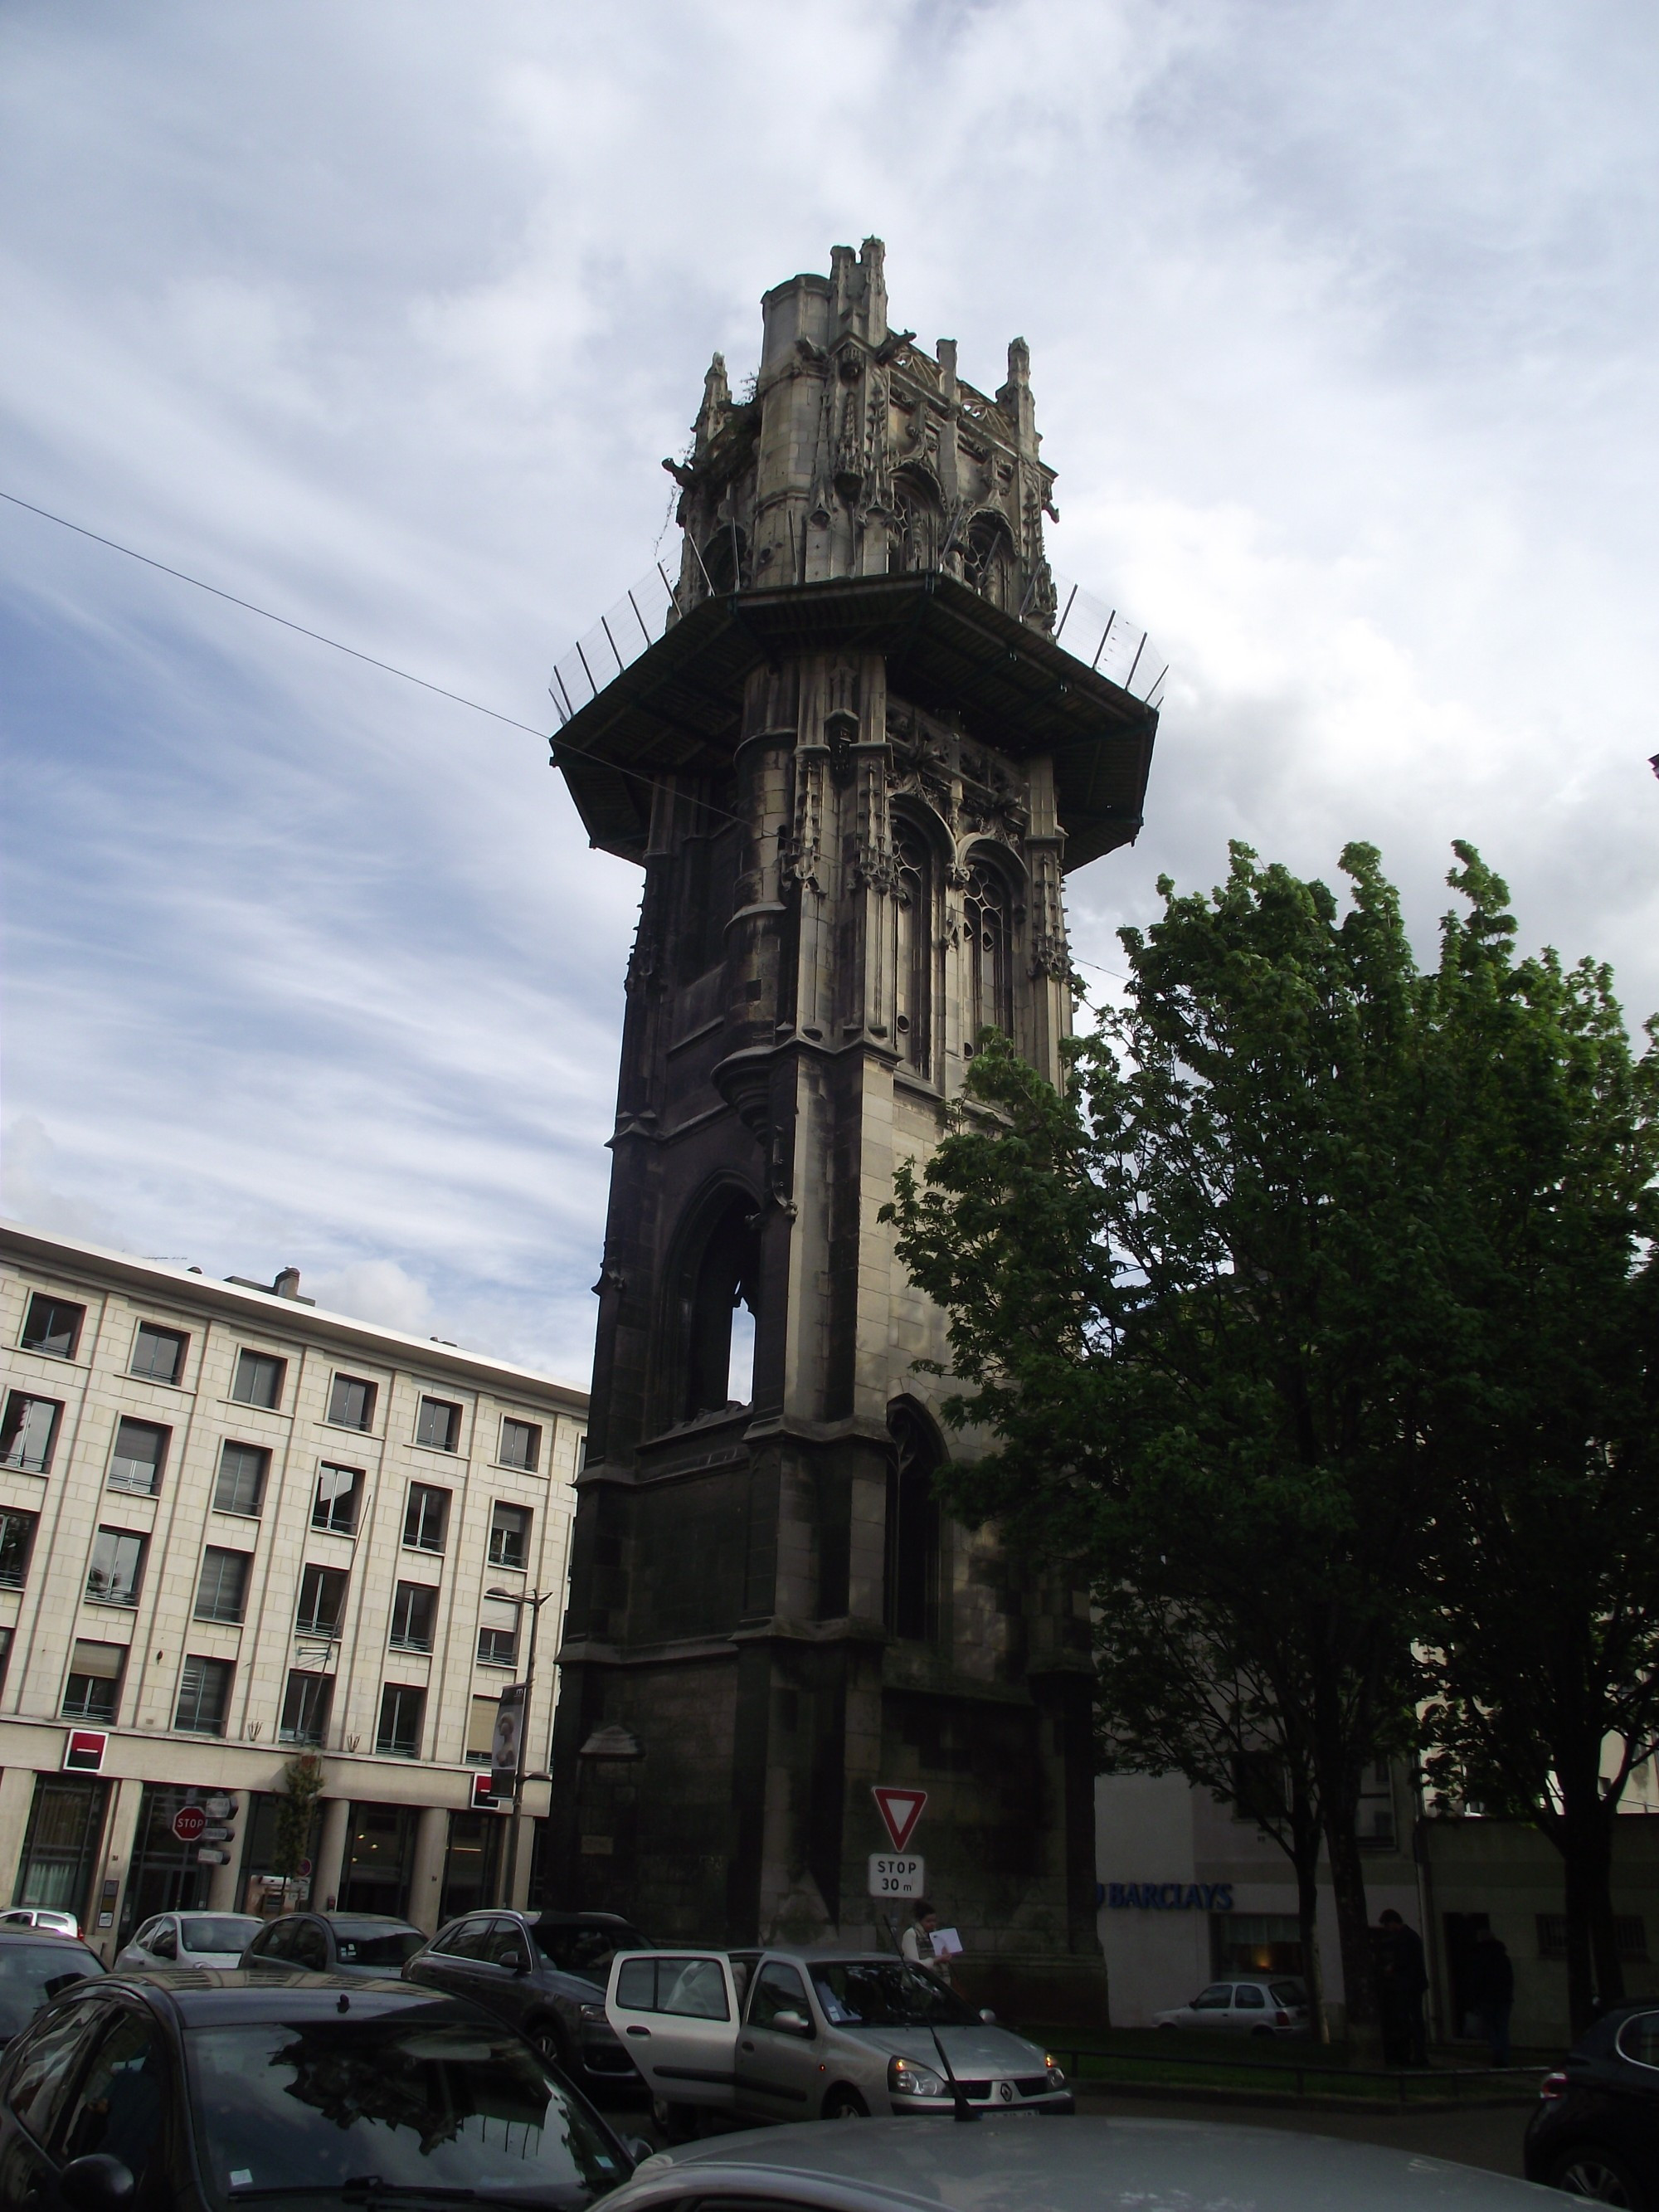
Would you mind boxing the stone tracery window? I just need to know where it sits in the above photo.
[963,856,1014,1051]
[891,816,933,1079]
[888,472,942,575]
[679,1193,761,1419]
[962,512,1018,611]
[883,1405,941,1644]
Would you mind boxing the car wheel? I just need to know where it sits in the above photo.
[1156,2022,1179,2033]
[526,2020,572,2073]
[1549,2147,1648,2210]
[822,2088,868,2120]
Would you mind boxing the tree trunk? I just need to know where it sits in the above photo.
[1323,1808,1379,2052]
[1552,1742,1626,2036]
[1295,1847,1331,2045]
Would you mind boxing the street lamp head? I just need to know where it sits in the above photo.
[486,1586,518,1602]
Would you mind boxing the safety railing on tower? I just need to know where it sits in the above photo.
[546,560,1166,731]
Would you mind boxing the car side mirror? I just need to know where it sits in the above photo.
[497,1949,527,1973]
[979,2007,997,2024]
[622,2137,654,2166]
[61,2156,135,2212]
[770,2008,813,2038]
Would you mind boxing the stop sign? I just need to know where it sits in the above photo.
[172,1805,207,1844]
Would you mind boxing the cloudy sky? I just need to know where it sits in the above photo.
[2,1,1656,1382]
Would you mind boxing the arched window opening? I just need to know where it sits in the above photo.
[883,1406,941,1643]
[962,514,1018,612]
[892,818,933,1079]
[684,1197,761,1419]
[888,473,942,575]
[700,524,748,595]
[963,858,1014,1052]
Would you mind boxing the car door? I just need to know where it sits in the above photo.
[242,1921,294,1974]
[290,1922,328,1975]
[51,2002,175,2210]
[408,1917,492,1998]
[478,1920,535,2031]
[606,1952,738,2114]
[0,1994,116,2212]
[145,1922,178,1967]
[1188,1982,1233,2028]
[1229,1983,1267,2034]
[735,1960,821,2121]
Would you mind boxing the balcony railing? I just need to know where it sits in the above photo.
[547,560,1165,732]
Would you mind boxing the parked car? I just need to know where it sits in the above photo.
[599,2113,1547,2212]
[0,1969,641,2211]
[1153,1973,1310,2036]
[605,1947,1072,2129]
[405,1908,649,2092]
[115,1912,261,1971]
[0,1911,80,1941]
[1525,2000,1659,2205]
[240,1911,426,1977]
[0,1931,103,2046]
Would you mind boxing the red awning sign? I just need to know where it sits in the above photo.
[63,1730,106,1774]
[172,1805,207,1845]
[872,1786,927,1853]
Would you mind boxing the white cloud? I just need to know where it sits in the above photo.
[2,0,1657,1386]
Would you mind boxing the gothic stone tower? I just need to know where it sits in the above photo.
[547,240,1156,2017]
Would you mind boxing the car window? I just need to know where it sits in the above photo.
[747,1962,810,2030]
[57,2009,168,2183]
[1234,1985,1266,2008]
[529,1919,646,1979]
[332,1930,424,1969]
[291,1924,328,1972]
[489,1922,531,1971]
[7,2000,108,2142]
[1192,1985,1233,2009]
[808,1961,973,2028]
[436,1917,494,1962]
[615,1956,730,2020]
[132,1922,159,1951]
[0,1943,105,2040]
[183,2015,625,2208]
[1270,1981,1306,2006]
[148,1924,178,1961]
[1616,2013,1659,2070]
[181,1919,259,1956]
[248,1922,289,1961]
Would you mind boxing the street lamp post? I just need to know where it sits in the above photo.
[487,1583,558,1909]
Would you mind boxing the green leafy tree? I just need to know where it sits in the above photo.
[273,1752,325,1880]
[888,840,1656,2043]
[1415,855,1659,2034]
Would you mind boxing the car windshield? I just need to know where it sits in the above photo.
[809,1960,975,2029]
[333,1932,425,1968]
[185,2017,625,2208]
[0,1945,103,2036]
[182,1918,261,1956]
[528,1923,645,1980]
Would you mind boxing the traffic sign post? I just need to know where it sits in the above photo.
[871,1786,927,1853]
[868,1853,925,1899]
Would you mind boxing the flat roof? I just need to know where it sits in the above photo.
[0,1220,587,1412]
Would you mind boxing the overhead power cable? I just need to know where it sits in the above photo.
[0,485,747,827]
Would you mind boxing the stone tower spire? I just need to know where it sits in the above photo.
[548,242,1157,2020]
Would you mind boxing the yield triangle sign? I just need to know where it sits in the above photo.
[872,1786,927,1852]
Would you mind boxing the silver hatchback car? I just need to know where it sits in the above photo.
[605,1947,1070,2127]
[1153,1972,1311,2035]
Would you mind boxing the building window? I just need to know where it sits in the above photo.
[130,1324,187,1385]
[488,1503,531,1571]
[1230,1752,1290,1825]
[328,1374,376,1431]
[0,1627,12,1697]
[0,1512,36,1592]
[86,1528,146,1608]
[403,1484,449,1554]
[962,858,1014,1049]
[1355,1762,1395,1849]
[231,1350,285,1410]
[312,1464,362,1536]
[279,1671,333,1747]
[416,1397,461,1453]
[175,1655,233,1735]
[62,1640,125,1722]
[295,1565,348,1640]
[1537,1913,1648,1964]
[0,1396,59,1475]
[892,816,934,1079]
[680,1195,761,1420]
[376,1683,425,1759]
[476,1625,517,1668]
[883,1406,941,1643]
[389,1581,437,1653]
[194,1547,251,1625]
[20,1295,84,1360]
[465,1694,500,1765]
[108,1418,168,1496]
[498,1418,540,1473]
[213,1440,269,1518]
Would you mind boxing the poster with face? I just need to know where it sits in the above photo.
[492,1683,526,1800]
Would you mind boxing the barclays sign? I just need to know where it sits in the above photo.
[1107,1882,1233,1911]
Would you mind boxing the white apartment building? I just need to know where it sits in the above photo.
[0,1222,586,1962]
